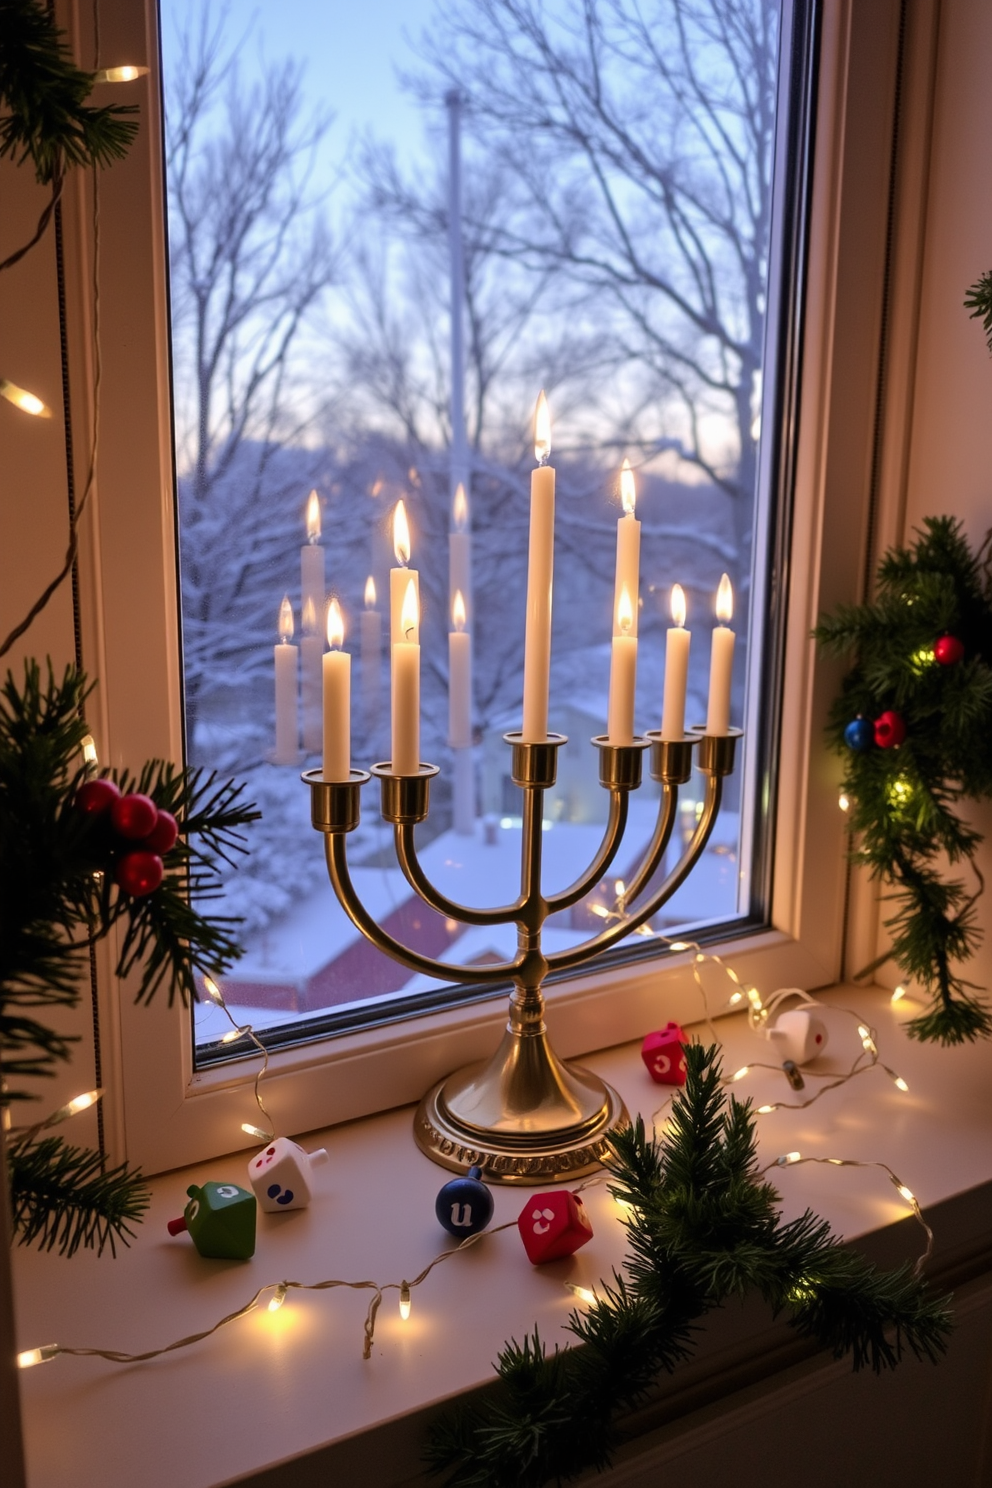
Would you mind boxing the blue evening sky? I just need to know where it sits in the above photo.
[160,0,442,178]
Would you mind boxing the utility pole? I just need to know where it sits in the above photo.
[446,88,474,836]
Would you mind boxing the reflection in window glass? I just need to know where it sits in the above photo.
[159,0,785,1055]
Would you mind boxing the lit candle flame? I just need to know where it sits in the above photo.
[453,483,469,531]
[302,595,317,636]
[452,589,467,633]
[620,458,636,515]
[671,583,686,628]
[327,597,344,649]
[617,583,634,635]
[278,595,294,643]
[365,575,377,608]
[534,390,551,464]
[305,489,321,543]
[393,499,411,565]
[0,377,51,417]
[401,578,419,640]
[716,573,733,624]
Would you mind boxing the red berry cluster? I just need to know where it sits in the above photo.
[74,780,178,897]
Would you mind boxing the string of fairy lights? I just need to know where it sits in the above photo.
[16,947,932,1371]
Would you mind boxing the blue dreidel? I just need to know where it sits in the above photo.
[435,1165,494,1238]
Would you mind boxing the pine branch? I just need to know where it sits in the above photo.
[0,0,138,185]
[7,1133,149,1257]
[965,271,992,357]
[814,516,992,1042]
[428,1046,952,1486]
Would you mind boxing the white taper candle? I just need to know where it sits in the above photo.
[273,595,299,764]
[522,391,555,742]
[661,584,691,740]
[391,578,420,775]
[705,574,735,735]
[322,598,351,781]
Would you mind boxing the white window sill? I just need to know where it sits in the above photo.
[13,984,992,1488]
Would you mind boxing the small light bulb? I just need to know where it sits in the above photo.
[0,377,52,417]
[242,1123,271,1141]
[728,990,744,1005]
[614,1195,634,1213]
[779,1151,802,1166]
[893,1075,909,1093]
[891,985,906,1003]
[567,1284,597,1306]
[399,1282,412,1320]
[896,1184,916,1204]
[838,792,850,812]
[827,1157,845,1165]
[731,1066,750,1081]
[55,1089,103,1122]
[220,1027,246,1045]
[92,64,149,83]
[590,903,610,918]
[203,975,225,1006]
[268,1284,288,1313]
[756,1104,776,1115]
[18,1344,59,1369]
[81,734,98,764]
[669,941,689,952]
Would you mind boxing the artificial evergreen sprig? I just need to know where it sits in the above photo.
[814,516,992,1043]
[5,1133,149,1259]
[964,271,992,355]
[427,1045,951,1488]
[0,0,138,183]
[1,661,259,1256]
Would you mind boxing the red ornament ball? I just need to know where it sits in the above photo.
[114,850,163,897]
[74,778,120,816]
[874,710,907,749]
[933,634,965,666]
[144,809,179,854]
[110,792,158,840]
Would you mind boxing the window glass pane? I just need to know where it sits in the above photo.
[159,0,791,1057]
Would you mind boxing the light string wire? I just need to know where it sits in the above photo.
[599,883,910,1114]
[761,1154,934,1276]
[23,1220,519,1369]
[202,976,274,1142]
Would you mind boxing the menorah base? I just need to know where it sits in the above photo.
[414,1065,629,1185]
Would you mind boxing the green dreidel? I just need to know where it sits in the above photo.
[167,1181,256,1259]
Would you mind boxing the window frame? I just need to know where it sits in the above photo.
[62,0,901,1174]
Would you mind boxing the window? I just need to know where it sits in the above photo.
[61,0,901,1172]
[155,0,815,1069]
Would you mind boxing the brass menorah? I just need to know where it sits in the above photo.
[304,725,739,1184]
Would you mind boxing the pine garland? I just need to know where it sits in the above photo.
[428,1045,951,1488]
[1,662,259,1257]
[815,517,992,1044]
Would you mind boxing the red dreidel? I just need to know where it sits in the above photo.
[640,1021,688,1085]
[517,1190,593,1264]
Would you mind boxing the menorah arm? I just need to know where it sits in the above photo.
[544,790,629,914]
[543,774,723,974]
[393,823,523,926]
[324,834,520,987]
[617,784,679,907]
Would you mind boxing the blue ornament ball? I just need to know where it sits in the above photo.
[844,717,873,752]
[435,1165,494,1238]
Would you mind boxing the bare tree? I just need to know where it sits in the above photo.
[165,16,339,755]
[407,0,780,577]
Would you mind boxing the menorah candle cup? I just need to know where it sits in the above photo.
[303,768,369,834]
[591,735,650,791]
[371,761,440,824]
[645,731,696,785]
[693,726,743,778]
[504,730,566,789]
